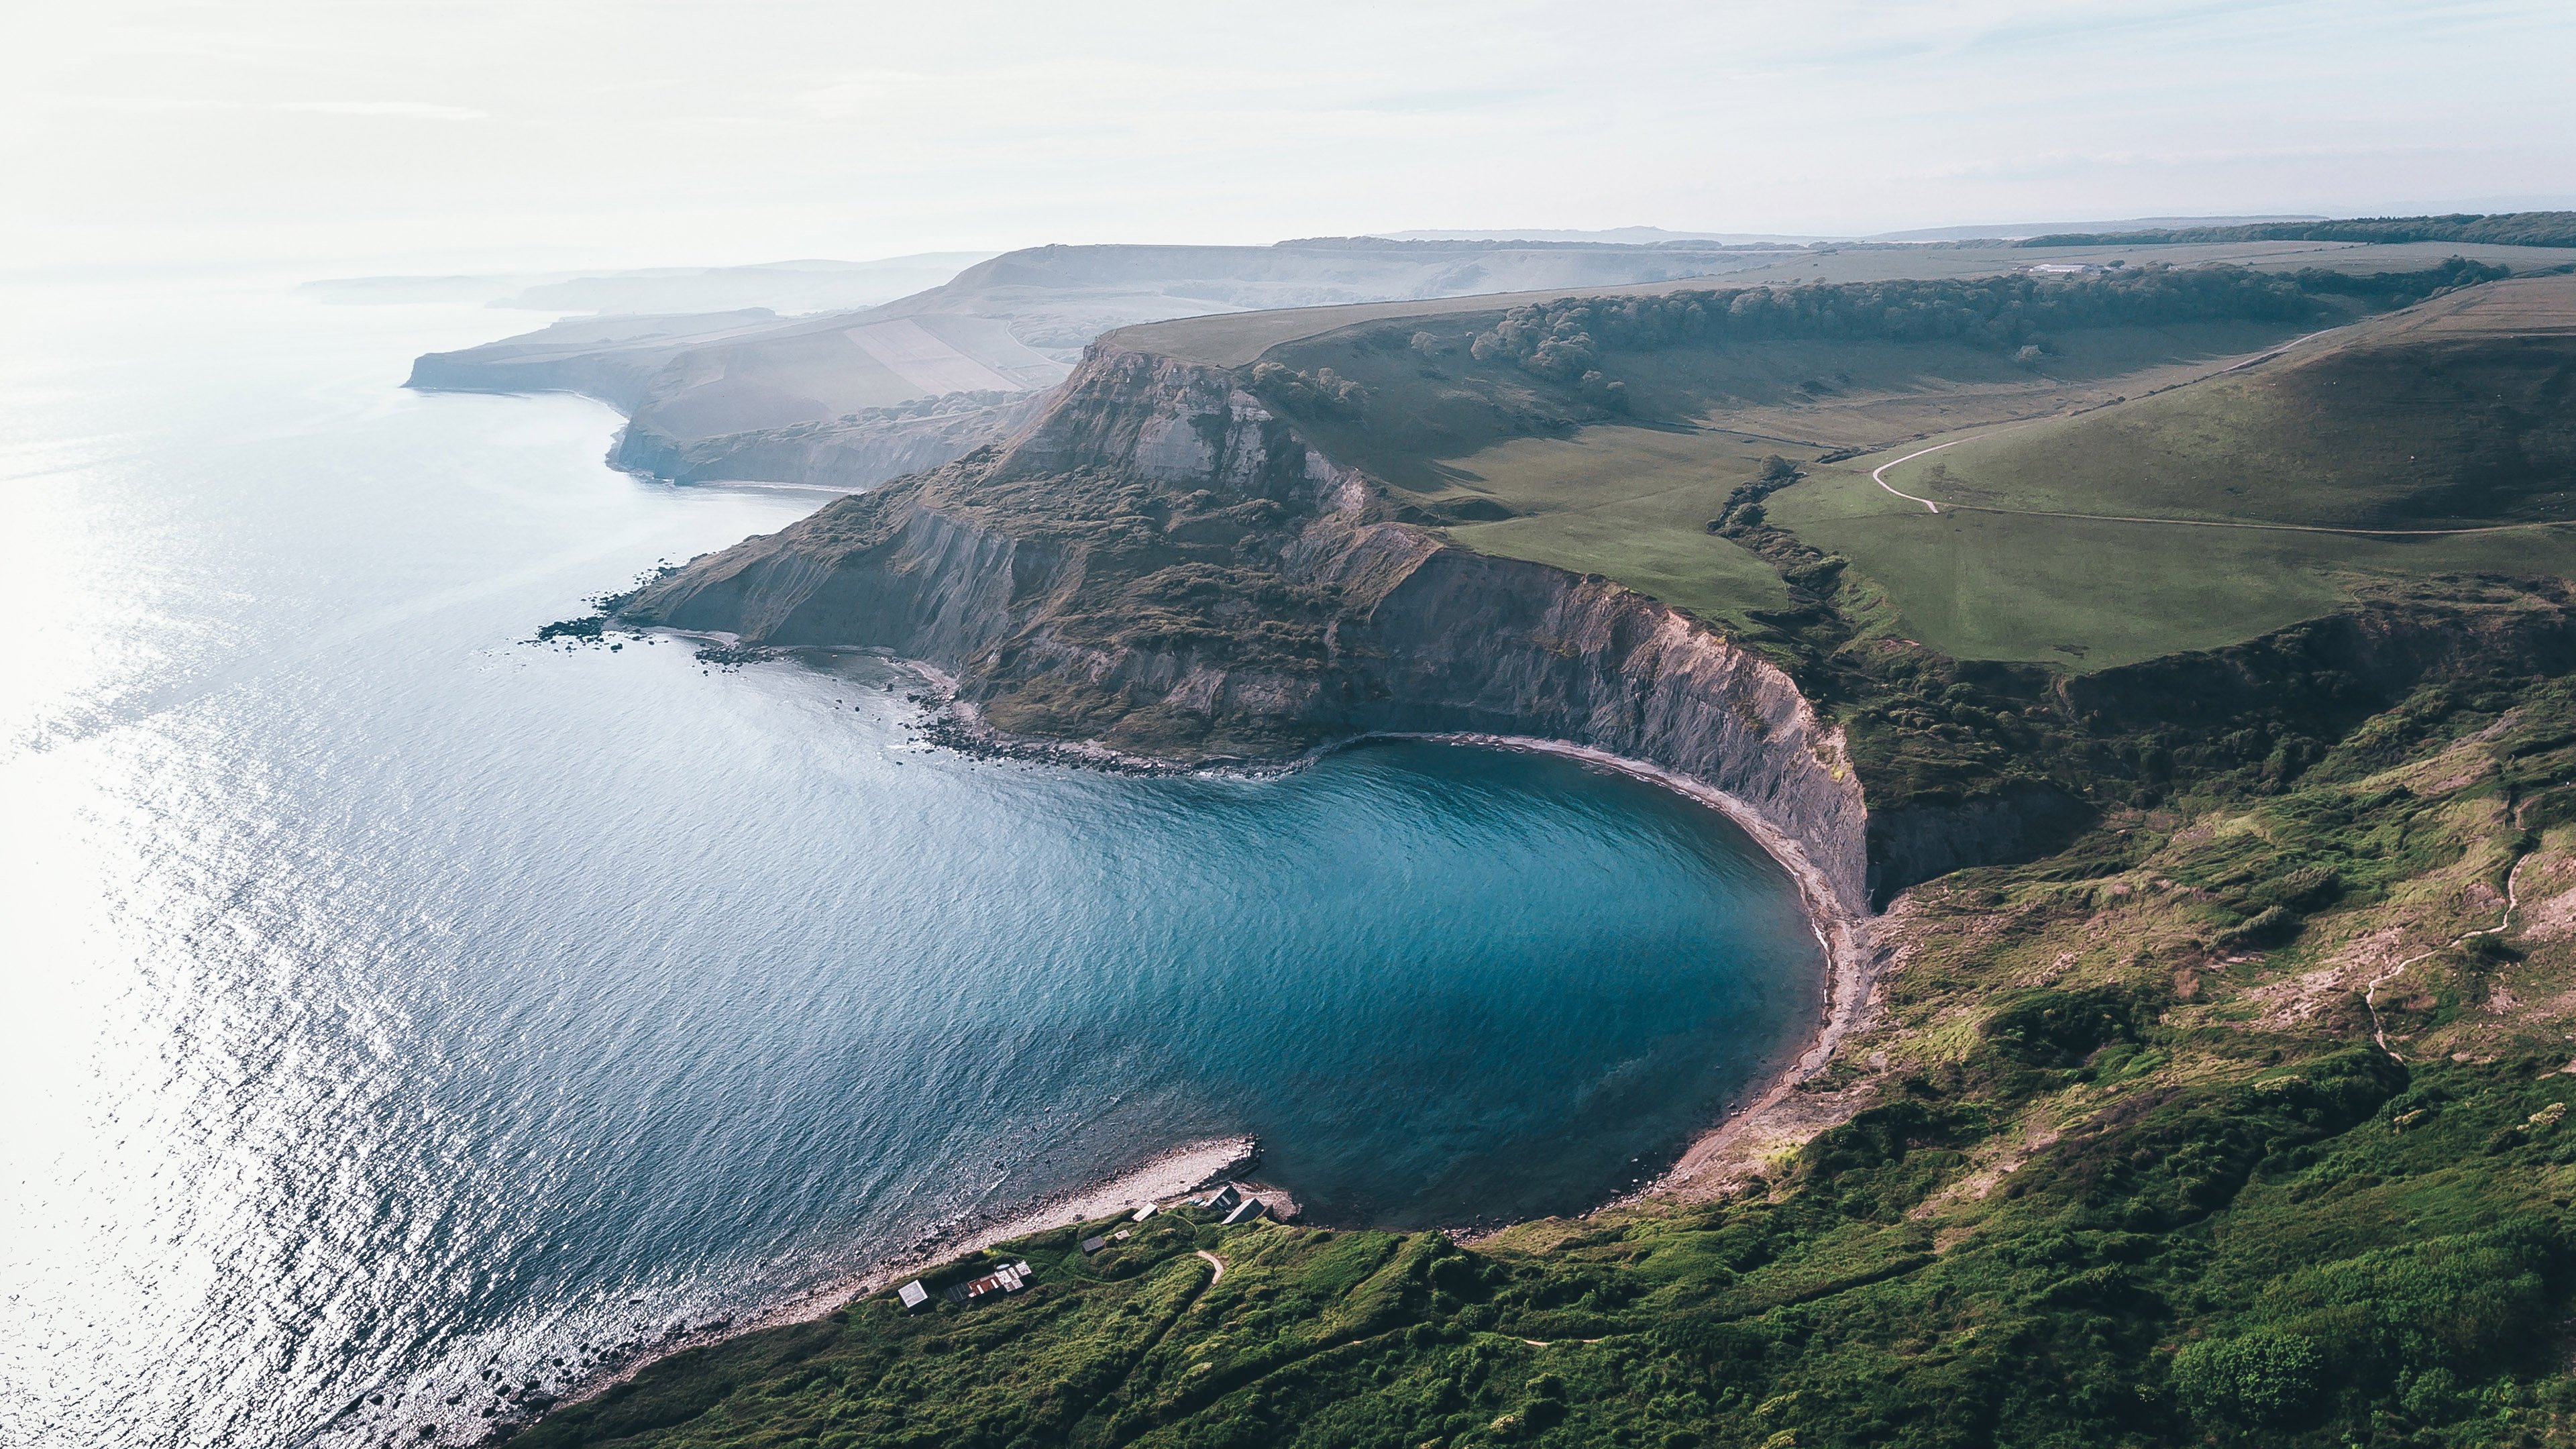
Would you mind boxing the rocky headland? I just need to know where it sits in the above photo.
[618,341,1877,916]
[486,229,2576,1449]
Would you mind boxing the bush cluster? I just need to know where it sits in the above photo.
[1249,361,1367,418]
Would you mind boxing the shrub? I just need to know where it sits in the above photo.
[1248,362,1366,418]
[2258,863,2343,910]
[2214,905,2304,951]
[1576,369,1631,413]
[2172,1328,2322,1424]
[1980,987,2145,1069]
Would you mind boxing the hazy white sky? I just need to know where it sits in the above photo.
[7,0,2571,274]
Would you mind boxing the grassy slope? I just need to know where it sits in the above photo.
[1854,278,2576,527]
[1273,317,2332,491]
[1765,487,2573,672]
[1770,277,2576,669]
[1257,309,2349,639]
[1238,270,2572,673]
[1428,427,1793,633]
[511,665,2576,1449]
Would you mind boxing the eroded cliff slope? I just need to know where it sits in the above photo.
[624,343,1874,914]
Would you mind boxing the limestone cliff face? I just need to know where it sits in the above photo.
[1316,546,1870,915]
[624,487,1067,663]
[627,343,1873,916]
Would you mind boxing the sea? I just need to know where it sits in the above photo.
[0,274,1823,1446]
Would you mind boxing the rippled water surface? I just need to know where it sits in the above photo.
[0,279,1823,1446]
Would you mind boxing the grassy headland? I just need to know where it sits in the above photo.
[1226,259,2546,656]
[1188,257,2563,678]
[2020,209,2576,250]
[549,250,2576,1448]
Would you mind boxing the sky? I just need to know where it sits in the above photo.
[5,0,2572,275]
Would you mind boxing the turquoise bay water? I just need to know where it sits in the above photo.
[0,279,1821,1446]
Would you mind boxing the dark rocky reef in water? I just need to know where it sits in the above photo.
[622,343,1876,916]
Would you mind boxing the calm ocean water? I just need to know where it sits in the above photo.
[0,277,1822,1446]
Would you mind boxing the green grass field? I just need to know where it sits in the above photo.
[1860,280,2576,531]
[1425,426,1792,631]
[1193,263,2576,673]
[1258,312,2357,639]
[1120,239,2576,368]
[1770,278,2576,668]
[1764,472,2572,668]
[1271,316,2328,492]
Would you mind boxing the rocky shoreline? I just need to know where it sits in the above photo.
[881,678,1883,1220]
[462,643,1873,1443]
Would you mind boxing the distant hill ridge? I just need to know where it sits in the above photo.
[2024,210,2576,249]
[1281,235,1807,252]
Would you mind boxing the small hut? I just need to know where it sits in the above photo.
[943,1260,1035,1305]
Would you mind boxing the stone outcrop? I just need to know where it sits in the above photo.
[629,341,1875,916]
[1314,547,1871,914]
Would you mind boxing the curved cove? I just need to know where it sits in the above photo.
[1,283,1823,1447]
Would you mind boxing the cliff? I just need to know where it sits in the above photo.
[624,343,1875,916]
[404,310,782,412]
[608,390,1053,488]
